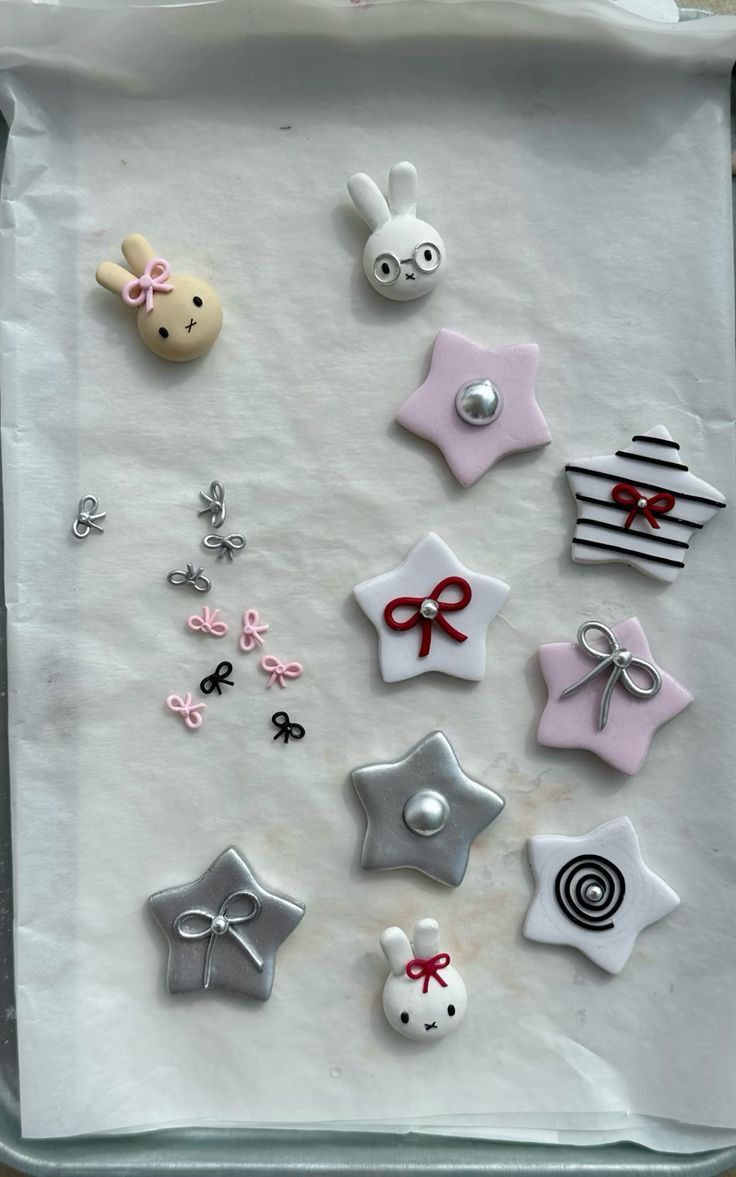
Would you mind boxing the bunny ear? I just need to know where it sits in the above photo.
[121,234,157,276]
[388,162,418,217]
[96,261,132,298]
[347,173,391,231]
[412,918,440,958]
[380,926,412,975]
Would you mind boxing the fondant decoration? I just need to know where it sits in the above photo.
[396,329,549,487]
[260,656,303,689]
[202,533,246,562]
[72,495,106,539]
[167,563,211,593]
[199,661,234,696]
[560,621,661,731]
[537,616,692,775]
[96,234,222,362]
[352,731,504,886]
[199,480,227,528]
[380,918,467,1041]
[272,712,305,743]
[353,532,509,683]
[166,693,206,730]
[523,816,680,974]
[240,609,269,653]
[565,426,726,582]
[149,846,304,998]
[187,606,228,638]
[347,161,445,302]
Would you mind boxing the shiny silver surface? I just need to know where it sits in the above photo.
[149,847,304,1000]
[352,731,505,887]
[454,379,503,427]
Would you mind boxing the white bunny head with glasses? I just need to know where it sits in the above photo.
[347,162,445,302]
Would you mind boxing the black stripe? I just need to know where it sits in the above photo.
[574,494,703,529]
[572,538,685,568]
[576,518,689,549]
[614,450,687,472]
[565,466,725,509]
[631,435,680,450]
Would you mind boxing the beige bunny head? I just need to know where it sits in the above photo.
[96,235,223,362]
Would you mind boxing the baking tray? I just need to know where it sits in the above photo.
[0,16,735,1177]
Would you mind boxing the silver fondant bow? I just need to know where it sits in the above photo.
[560,621,662,731]
[72,495,106,539]
[173,889,264,989]
[198,480,227,529]
[202,533,247,561]
[167,562,212,593]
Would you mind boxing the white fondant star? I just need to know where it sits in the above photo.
[353,532,510,683]
[524,817,680,974]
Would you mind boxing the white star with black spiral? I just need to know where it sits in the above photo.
[523,817,680,974]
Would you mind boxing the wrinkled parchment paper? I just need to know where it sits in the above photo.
[1,0,735,1148]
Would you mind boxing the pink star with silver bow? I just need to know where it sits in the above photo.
[396,328,550,487]
[537,616,693,775]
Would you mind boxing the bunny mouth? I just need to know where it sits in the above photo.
[404,273,416,282]
[424,1022,438,1032]
[185,318,197,333]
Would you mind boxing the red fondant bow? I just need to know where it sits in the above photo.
[406,953,451,993]
[611,482,675,530]
[384,576,472,658]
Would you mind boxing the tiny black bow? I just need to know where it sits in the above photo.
[271,711,305,744]
[200,662,234,696]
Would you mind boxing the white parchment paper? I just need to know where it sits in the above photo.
[1,0,736,1147]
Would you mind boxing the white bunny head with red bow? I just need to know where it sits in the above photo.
[96,234,222,362]
[380,918,467,1042]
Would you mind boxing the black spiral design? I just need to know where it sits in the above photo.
[554,855,625,932]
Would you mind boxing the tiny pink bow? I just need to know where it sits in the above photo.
[187,606,228,638]
[240,608,269,653]
[122,258,174,313]
[166,693,206,730]
[260,655,302,689]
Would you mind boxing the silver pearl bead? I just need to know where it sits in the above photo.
[583,882,605,904]
[211,915,229,935]
[612,648,633,669]
[455,379,503,427]
[637,498,647,509]
[403,789,450,837]
[420,598,439,620]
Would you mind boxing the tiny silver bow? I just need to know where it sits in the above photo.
[202,533,246,562]
[167,562,212,593]
[560,621,662,731]
[72,495,106,539]
[173,889,263,989]
[198,480,226,529]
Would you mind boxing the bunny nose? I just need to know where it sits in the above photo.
[185,318,197,333]
[404,273,416,281]
[424,1022,437,1031]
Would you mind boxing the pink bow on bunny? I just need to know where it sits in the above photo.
[122,258,173,313]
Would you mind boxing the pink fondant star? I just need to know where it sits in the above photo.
[537,617,693,776]
[396,328,550,487]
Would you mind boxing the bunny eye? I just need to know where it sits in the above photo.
[192,296,203,308]
[158,327,169,339]
[414,242,441,274]
[400,1011,410,1024]
[447,1004,456,1017]
[373,253,400,285]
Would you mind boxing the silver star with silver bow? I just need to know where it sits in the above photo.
[351,731,505,887]
[148,847,305,999]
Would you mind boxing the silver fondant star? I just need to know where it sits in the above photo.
[352,731,505,887]
[148,847,304,1000]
